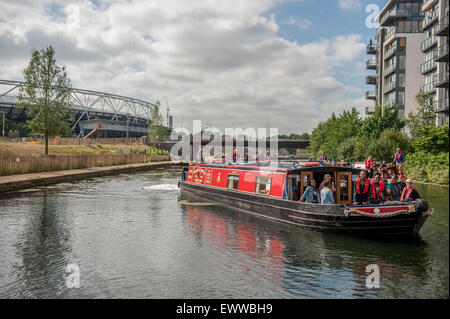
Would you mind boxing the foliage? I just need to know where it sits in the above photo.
[406,90,436,138]
[0,114,32,137]
[365,129,410,162]
[358,105,404,139]
[411,125,448,155]
[309,108,361,159]
[279,132,310,140]
[148,101,169,139]
[17,46,73,154]
[405,151,449,185]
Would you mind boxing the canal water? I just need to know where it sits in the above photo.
[0,168,448,298]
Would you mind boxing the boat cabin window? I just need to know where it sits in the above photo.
[336,172,352,205]
[227,174,240,190]
[255,177,271,195]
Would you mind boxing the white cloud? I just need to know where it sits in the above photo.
[0,0,370,133]
[283,16,312,29]
[338,0,361,10]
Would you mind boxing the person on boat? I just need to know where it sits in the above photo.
[196,148,204,163]
[299,179,319,204]
[385,175,402,201]
[393,148,405,170]
[354,171,371,205]
[370,174,386,203]
[400,179,421,202]
[365,156,374,177]
[319,174,336,194]
[320,181,335,204]
[233,149,239,163]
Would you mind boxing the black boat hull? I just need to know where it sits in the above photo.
[180,181,429,237]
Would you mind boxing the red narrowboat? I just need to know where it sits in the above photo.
[179,161,433,238]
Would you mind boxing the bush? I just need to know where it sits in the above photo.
[412,125,449,155]
[405,151,449,185]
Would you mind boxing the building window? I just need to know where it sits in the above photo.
[255,177,272,195]
[226,174,240,190]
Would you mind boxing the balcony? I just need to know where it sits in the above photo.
[384,44,398,59]
[434,71,449,88]
[435,43,449,62]
[380,9,409,26]
[366,59,377,70]
[365,106,375,115]
[366,91,376,100]
[385,25,423,43]
[435,14,449,36]
[384,82,396,93]
[421,35,438,52]
[384,64,397,76]
[420,58,437,74]
[366,75,377,85]
[367,43,377,54]
[423,10,439,30]
[421,81,436,93]
[436,98,449,113]
[422,0,438,11]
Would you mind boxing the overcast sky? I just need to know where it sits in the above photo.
[0,0,387,134]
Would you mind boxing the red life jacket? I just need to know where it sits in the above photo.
[370,180,385,199]
[401,187,414,201]
[356,178,370,195]
[365,160,373,170]
[395,152,403,161]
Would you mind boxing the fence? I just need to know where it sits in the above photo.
[0,153,169,176]
[0,137,147,145]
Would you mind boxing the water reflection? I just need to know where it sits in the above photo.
[13,191,74,298]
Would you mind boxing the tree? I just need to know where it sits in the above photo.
[358,105,404,139]
[309,108,361,159]
[148,101,168,140]
[406,90,435,137]
[412,124,449,155]
[18,46,73,155]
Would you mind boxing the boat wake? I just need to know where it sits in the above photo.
[142,184,179,191]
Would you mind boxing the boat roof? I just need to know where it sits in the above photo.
[191,161,363,174]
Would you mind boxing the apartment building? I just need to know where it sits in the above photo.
[365,0,425,120]
[421,0,449,125]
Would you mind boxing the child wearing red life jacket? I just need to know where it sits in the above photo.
[370,174,385,203]
[354,171,370,205]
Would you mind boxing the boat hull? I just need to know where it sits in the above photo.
[180,181,429,238]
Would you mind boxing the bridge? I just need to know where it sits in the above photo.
[0,79,167,137]
[148,136,310,161]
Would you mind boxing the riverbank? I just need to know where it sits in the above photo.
[0,161,183,193]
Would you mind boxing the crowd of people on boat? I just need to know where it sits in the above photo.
[300,148,420,205]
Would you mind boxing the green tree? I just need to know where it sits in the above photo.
[309,108,361,159]
[366,128,410,162]
[406,90,435,137]
[18,46,73,155]
[358,105,404,139]
[412,125,449,155]
[148,101,168,140]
